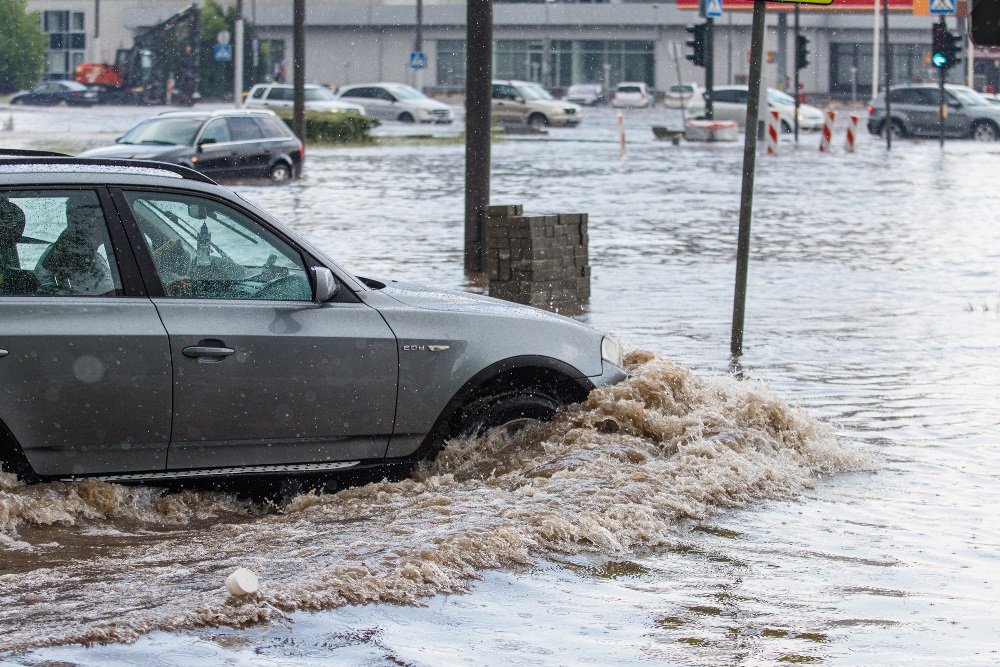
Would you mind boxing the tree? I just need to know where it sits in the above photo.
[0,0,46,93]
[198,0,263,101]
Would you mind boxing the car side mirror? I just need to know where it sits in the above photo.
[312,266,339,302]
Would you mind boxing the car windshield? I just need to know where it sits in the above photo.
[949,87,990,106]
[304,88,336,101]
[386,85,426,100]
[517,84,552,101]
[119,118,204,146]
[767,89,796,106]
[568,85,597,94]
[670,85,694,94]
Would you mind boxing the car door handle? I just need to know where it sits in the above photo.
[0,349,8,357]
[183,344,235,360]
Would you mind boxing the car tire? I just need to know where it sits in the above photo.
[269,162,292,183]
[880,119,905,139]
[457,388,561,440]
[971,120,999,142]
[398,112,415,123]
[527,113,548,129]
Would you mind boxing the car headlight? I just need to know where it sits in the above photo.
[601,336,624,368]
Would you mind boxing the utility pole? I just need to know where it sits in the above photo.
[464,0,492,273]
[730,0,767,358]
[415,0,423,91]
[883,0,892,150]
[706,17,715,119]
[234,0,244,106]
[293,0,305,154]
[794,5,800,142]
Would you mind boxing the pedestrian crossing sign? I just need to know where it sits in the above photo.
[706,0,723,18]
[930,0,956,14]
[409,52,427,69]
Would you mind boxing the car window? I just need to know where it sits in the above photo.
[304,87,336,101]
[618,86,641,94]
[373,87,396,102]
[251,87,266,99]
[340,87,367,98]
[713,90,738,104]
[492,84,519,100]
[227,116,265,141]
[119,118,204,146]
[124,191,311,301]
[266,87,292,101]
[0,190,123,297]
[949,87,989,106]
[890,88,928,105]
[254,116,289,139]
[199,118,232,144]
[385,85,424,100]
[767,89,796,106]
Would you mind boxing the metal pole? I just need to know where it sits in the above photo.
[940,17,946,148]
[706,17,714,120]
[883,0,892,150]
[966,5,975,88]
[235,0,244,106]
[873,0,881,96]
[293,0,305,150]
[415,0,424,91]
[794,4,800,142]
[730,0,767,358]
[464,0,492,274]
[727,12,733,84]
[93,0,100,63]
[777,12,787,89]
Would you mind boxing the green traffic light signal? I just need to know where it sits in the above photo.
[932,52,947,67]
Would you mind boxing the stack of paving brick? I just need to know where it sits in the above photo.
[484,204,590,310]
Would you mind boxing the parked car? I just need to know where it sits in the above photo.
[866,84,1000,141]
[610,82,653,109]
[244,83,366,115]
[335,83,454,123]
[77,109,303,182]
[8,80,98,107]
[564,83,604,106]
[709,85,825,132]
[0,153,627,486]
[981,92,1000,106]
[491,80,582,127]
[664,83,704,114]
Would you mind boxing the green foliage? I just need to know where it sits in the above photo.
[276,111,379,144]
[0,0,46,93]
[198,0,276,100]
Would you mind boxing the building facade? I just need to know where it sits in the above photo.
[25,0,983,99]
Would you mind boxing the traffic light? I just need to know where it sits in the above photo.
[795,35,810,70]
[932,21,963,69]
[686,23,707,68]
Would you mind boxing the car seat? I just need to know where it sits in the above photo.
[0,198,39,295]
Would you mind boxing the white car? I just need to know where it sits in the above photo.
[610,82,653,109]
[336,83,455,123]
[245,83,366,115]
[709,85,825,132]
[564,83,604,106]
[664,83,705,114]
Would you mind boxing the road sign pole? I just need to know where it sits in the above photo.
[883,0,892,150]
[465,0,492,274]
[940,17,947,148]
[293,0,305,155]
[706,17,715,119]
[730,0,767,358]
[794,4,800,143]
[235,0,244,107]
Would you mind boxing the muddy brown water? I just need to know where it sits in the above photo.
[1,105,999,665]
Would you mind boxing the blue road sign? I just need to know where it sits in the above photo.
[930,0,955,14]
[706,0,723,18]
[214,44,232,62]
[409,52,427,69]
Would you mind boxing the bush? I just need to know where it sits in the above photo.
[276,111,379,144]
[0,0,46,93]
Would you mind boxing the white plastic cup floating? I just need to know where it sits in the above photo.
[819,108,836,152]
[225,567,259,596]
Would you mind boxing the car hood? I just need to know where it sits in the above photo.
[78,144,188,159]
[533,100,580,111]
[368,279,587,326]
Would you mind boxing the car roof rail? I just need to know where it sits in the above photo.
[0,156,217,184]
[0,148,72,157]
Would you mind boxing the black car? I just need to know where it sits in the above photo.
[9,80,98,106]
[78,110,303,182]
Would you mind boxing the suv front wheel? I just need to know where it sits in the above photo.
[972,120,999,141]
[528,113,548,129]
[880,119,906,139]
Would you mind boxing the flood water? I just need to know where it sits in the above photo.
[1,105,999,665]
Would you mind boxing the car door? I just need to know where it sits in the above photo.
[114,189,399,470]
[265,86,293,111]
[492,84,525,124]
[0,187,172,477]
[226,116,270,178]
[891,88,936,136]
[193,117,238,179]
[711,89,743,123]
[943,91,973,137]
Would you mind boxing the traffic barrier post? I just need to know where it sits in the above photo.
[846,113,860,153]
[766,110,780,155]
[819,109,836,152]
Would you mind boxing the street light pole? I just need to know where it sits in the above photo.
[415,0,423,91]
[293,0,305,154]
[234,0,244,106]
[464,0,492,274]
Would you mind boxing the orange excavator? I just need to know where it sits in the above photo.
[75,4,200,105]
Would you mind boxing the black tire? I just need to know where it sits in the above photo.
[269,162,292,183]
[457,388,561,440]
[880,119,905,139]
[398,111,415,123]
[971,120,999,142]
[527,113,548,129]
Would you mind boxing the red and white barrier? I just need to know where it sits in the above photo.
[617,111,626,154]
[846,113,860,153]
[766,110,780,155]
[819,109,836,152]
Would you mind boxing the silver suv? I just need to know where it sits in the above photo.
[867,84,1000,141]
[0,154,626,487]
